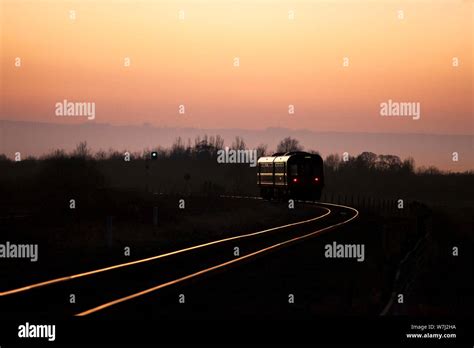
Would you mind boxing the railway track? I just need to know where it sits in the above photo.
[0,198,358,317]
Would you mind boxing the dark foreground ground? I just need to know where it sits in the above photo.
[1,191,472,318]
[0,194,319,290]
[97,202,473,319]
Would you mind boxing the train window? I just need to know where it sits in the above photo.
[300,161,313,176]
[275,163,285,173]
[289,164,298,176]
[260,163,273,173]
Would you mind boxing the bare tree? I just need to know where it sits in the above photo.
[276,137,303,153]
[231,136,246,150]
[256,143,268,158]
[325,154,341,171]
[42,149,67,160]
[72,141,91,159]
[211,135,225,151]
[401,157,415,174]
[418,165,441,175]
[171,137,186,157]
[95,149,107,160]
[194,134,213,157]
[356,151,377,170]
[377,154,402,171]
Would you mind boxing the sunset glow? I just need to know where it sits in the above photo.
[1,0,472,134]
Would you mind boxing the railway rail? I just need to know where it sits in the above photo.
[0,197,358,317]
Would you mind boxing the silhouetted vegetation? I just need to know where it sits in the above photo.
[276,136,303,153]
[322,151,473,205]
[0,137,471,317]
[0,136,472,207]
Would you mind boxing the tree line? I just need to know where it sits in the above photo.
[0,135,470,175]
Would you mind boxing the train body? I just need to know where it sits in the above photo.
[257,151,324,200]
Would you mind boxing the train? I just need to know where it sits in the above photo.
[257,151,324,200]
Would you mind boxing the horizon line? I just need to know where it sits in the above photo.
[1,119,473,137]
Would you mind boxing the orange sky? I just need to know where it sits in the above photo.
[1,0,472,134]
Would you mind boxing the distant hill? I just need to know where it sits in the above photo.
[0,120,472,172]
